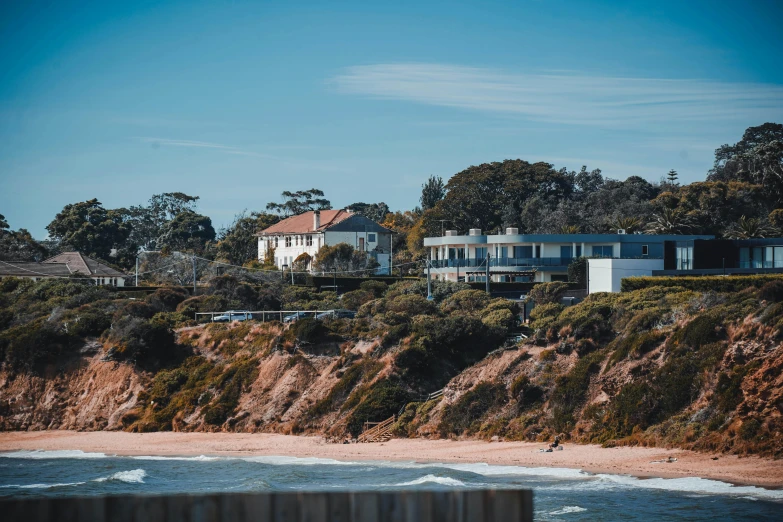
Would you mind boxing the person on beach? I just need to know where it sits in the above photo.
[550,435,560,450]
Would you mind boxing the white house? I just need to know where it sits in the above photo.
[423,228,713,284]
[0,251,126,286]
[256,210,393,273]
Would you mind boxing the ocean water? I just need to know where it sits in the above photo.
[1,451,781,521]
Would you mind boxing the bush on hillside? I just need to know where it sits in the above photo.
[439,382,507,436]
[527,282,569,305]
[346,378,412,436]
[758,281,783,303]
[440,289,491,315]
[621,274,783,293]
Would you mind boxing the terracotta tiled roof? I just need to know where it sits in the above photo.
[42,252,126,277]
[257,210,353,235]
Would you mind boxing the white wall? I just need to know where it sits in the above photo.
[588,258,664,293]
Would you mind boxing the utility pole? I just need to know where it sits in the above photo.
[486,252,490,293]
[192,254,197,295]
[436,220,450,237]
[390,233,394,277]
[291,266,295,285]
[135,256,139,287]
[333,269,337,291]
[426,256,433,300]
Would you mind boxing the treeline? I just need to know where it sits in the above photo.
[1,123,782,275]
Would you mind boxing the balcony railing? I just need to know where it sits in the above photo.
[430,256,663,269]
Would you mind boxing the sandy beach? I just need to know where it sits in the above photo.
[0,431,780,489]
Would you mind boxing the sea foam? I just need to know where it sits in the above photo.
[0,449,107,459]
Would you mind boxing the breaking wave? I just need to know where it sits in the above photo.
[392,475,466,487]
[94,469,147,484]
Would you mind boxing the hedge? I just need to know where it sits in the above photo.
[621,274,783,293]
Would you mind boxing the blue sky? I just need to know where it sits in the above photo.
[1,0,782,237]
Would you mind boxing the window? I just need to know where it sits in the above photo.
[513,246,532,258]
[368,233,376,242]
[560,246,573,259]
[285,236,292,248]
[306,235,313,246]
[274,237,279,248]
[676,243,693,270]
[576,245,582,257]
[475,247,487,260]
[765,246,783,268]
[499,246,508,259]
[592,245,614,258]
[642,245,649,256]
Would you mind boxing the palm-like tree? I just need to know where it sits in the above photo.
[558,224,581,234]
[726,215,774,239]
[645,208,697,234]
[607,216,643,233]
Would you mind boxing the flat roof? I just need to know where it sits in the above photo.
[424,233,715,246]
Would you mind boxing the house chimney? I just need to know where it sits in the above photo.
[313,210,321,230]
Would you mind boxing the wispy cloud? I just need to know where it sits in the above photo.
[136,137,280,159]
[134,137,348,173]
[330,64,783,127]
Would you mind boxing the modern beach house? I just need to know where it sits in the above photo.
[423,228,714,285]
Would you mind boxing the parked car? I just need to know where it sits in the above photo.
[212,310,254,322]
[315,309,357,320]
[283,311,311,323]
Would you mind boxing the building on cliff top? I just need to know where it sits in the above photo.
[255,210,393,274]
[0,251,126,286]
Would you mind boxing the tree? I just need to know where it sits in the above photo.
[607,216,643,233]
[726,215,774,239]
[45,199,130,261]
[0,214,49,261]
[645,208,696,234]
[266,189,331,216]
[708,123,783,205]
[124,192,200,251]
[666,169,679,186]
[346,202,390,223]
[567,258,587,288]
[769,209,783,234]
[312,243,377,273]
[651,181,768,236]
[420,175,445,210]
[157,210,216,254]
[216,211,280,265]
[435,160,574,233]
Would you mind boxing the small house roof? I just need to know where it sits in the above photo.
[42,252,126,277]
[0,260,73,277]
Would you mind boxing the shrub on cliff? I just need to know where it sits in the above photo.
[527,282,569,305]
[346,378,412,436]
[439,382,507,436]
[759,281,783,303]
[440,289,491,315]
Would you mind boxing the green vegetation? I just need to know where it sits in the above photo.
[622,274,783,293]
[439,382,507,436]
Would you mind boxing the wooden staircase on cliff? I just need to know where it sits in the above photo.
[358,415,395,443]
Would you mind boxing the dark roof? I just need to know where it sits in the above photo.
[0,252,126,279]
[43,252,126,277]
[0,260,73,277]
